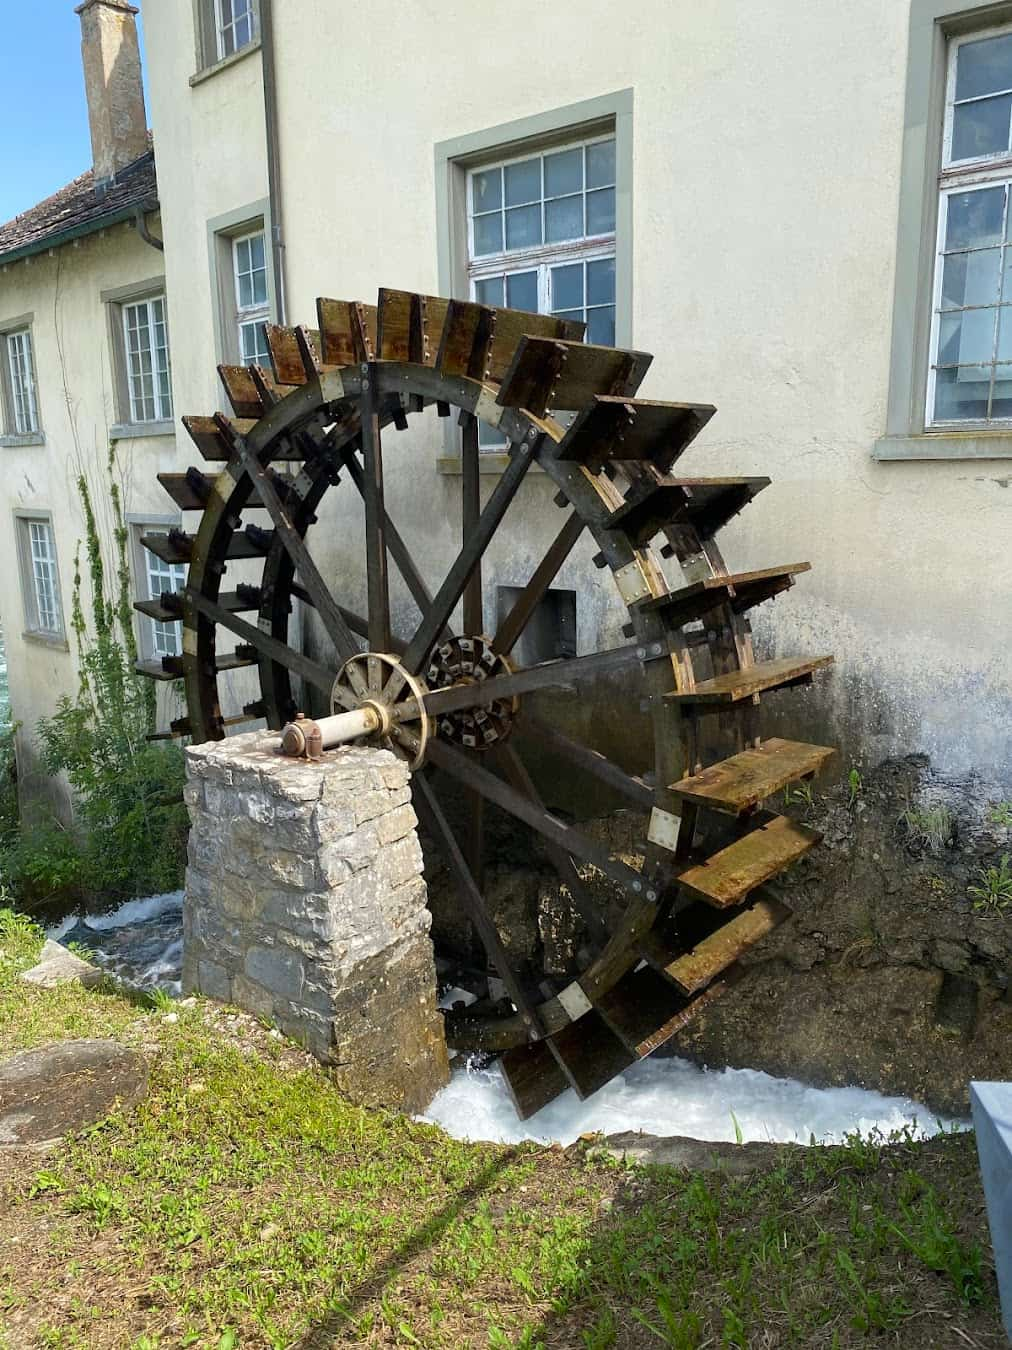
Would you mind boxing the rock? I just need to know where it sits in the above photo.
[19,940,103,990]
[0,1040,148,1145]
[587,1131,805,1174]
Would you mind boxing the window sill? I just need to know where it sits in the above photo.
[0,432,45,448]
[190,40,261,87]
[873,432,1012,462]
[109,420,176,441]
[22,630,69,652]
[437,454,547,476]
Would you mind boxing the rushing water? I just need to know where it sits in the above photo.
[42,892,964,1149]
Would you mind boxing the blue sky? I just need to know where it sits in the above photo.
[0,1,149,225]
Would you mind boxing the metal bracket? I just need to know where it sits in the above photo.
[647,806,681,853]
[557,979,594,1022]
[613,560,652,606]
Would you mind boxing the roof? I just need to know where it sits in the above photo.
[0,147,158,266]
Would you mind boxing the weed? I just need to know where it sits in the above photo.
[848,767,863,808]
[969,854,1012,911]
[988,801,1012,827]
[784,781,815,811]
[899,804,956,852]
[146,987,176,1014]
[892,1174,984,1305]
[729,1109,743,1145]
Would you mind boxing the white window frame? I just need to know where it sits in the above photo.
[122,295,173,425]
[16,512,64,640]
[4,328,39,436]
[232,229,270,367]
[215,0,257,61]
[466,133,617,448]
[133,521,186,660]
[927,22,1012,428]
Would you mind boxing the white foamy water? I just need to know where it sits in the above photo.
[46,891,185,994]
[421,1056,963,1147]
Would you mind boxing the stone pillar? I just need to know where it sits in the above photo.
[182,733,448,1112]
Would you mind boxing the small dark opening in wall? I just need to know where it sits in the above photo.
[496,586,577,667]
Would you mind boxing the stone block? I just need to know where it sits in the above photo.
[245,943,305,1001]
[184,736,448,1110]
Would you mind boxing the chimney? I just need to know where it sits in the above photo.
[75,0,148,186]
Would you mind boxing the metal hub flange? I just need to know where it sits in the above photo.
[426,635,518,751]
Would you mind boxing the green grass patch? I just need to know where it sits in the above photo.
[0,911,1003,1348]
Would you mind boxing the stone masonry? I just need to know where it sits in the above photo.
[182,733,449,1112]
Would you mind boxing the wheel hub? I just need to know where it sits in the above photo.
[426,635,518,751]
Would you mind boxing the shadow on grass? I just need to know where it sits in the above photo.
[291,1148,521,1348]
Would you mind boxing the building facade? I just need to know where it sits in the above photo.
[1,0,1010,818]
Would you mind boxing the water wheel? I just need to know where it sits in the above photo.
[136,288,837,1118]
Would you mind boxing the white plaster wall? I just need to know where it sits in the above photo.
[0,218,187,812]
[138,0,1010,781]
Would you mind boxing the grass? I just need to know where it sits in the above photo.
[0,909,1005,1348]
[968,853,1012,912]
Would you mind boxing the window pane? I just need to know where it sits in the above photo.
[952,94,1012,160]
[941,249,1001,307]
[934,366,990,420]
[955,33,1012,101]
[587,257,616,306]
[545,195,583,243]
[505,204,541,250]
[474,276,504,307]
[249,232,266,272]
[551,263,584,312]
[472,167,502,213]
[504,158,540,207]
[938,308,996,365]
[990,363,1012,416]
[997,309,1012,362]
[545,147,582,198]
[586,187,616,235]
[945,187,1005,249]
[238,267,255,309]
[473,213,503,256]
[586,140,616,189]
[478,420,506,449]
[506,271,538,311]
[552,308,584,324]
[587,306,615,346]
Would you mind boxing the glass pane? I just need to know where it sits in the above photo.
[238,269,255,309]
[552,307,584,324]
[505,204,541,250]
[473,212,503,255]
[586,187,616,235]
[587,306,615,346]
[938,308,996,365]
[472,167,502,214]
[955,33,1012,101]
[545,147,582,198]
[545,195,583,243]
[587,257,616,305]
[952,95,1012,161]
[478,420,506,449]
[505,159,540,207]
[249,233,265,270]
[945,187,1005,249]
[474,276,504,306]
[587,139,616,188]
[941,248,1001,307]
[990,363,1012,416]
[506,270,538,311]
[933,365,990,420]
[551,263,584,312]
[998,309,1012,362]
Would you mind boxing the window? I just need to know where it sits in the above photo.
[233,230,270,366]
[496,586,576,667]
[122,296,172,423]
[136,525,186,659]
[929,25,1012,427]
[16,514,63,639]
[215,0,257,60]
[467,135,617,446]
[0,324,41,440]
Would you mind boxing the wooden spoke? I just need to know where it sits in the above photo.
[425,738,654,900]
[360,367,391,656]
[492,511,585,657]
[233,434,361,669]
[412,772,542,1035]
[397,641,652,722]
[521,715,655,810]
[461,414,483,634]
[185,588,346,702]
[494,744,609,944]
[400,443,535,675]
